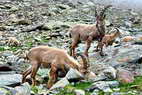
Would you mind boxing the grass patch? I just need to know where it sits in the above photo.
[0,46,22,52]
[57,76,142,95]
[56,82,92,95]
[25,42,33,48]
[119,76,142,92]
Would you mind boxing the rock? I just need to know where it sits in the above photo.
[57,4,70,9]
[6,37,21,46]
[74,89,85,95]
[87,81,119,92]
[1,52,13,57]
[65,68,84,80]
[0,83,30,95]
[117,57,131,63]
[124,21,132,28]
[0,74,22,87]
[7,55,19,65]
[138,36,142,41]
[14,82,31,95]
[37,68,49,78]
[87,81,119,93]
[10,6,19,12]
[85,71,96,81]
[119,28,131,36]
[17,19,32,25]
[91,89,99,95]
[89,64,117,81]
[101,66,117,79]
[116,68,134,84]
[0,26,6,31]
[50,78,69,90]
[42,21,70,30]
[0,87,12,95]
[9,14,19,23]
[122,36,135,42]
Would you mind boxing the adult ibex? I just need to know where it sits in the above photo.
[22,46,88,88]
[69,5,112,57]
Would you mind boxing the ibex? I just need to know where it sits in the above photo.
[69,5,112,57]
[22,46,88,89]
[96,28,121,53]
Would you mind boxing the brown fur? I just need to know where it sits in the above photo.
[69,5,112,57]
[22,46,88,88]
[96,28,121,52]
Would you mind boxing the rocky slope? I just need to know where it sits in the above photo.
[0,0,142,95]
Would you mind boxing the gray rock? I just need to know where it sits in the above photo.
[17,19,32,25]
[74,89,85,95]
[57,4,70,9]
[85,71,96,81]
[0,83,30,95]
[7,55,19,64]
[2,52,14,57]
[119,28,131,36]
[88,81,119,92]
[14,82,31,95]
[0,74,22,87]
[50,78,69,90]
[90,64,117,81]
[91,89,99,95]
[10,6,19,12]
[65,68,84,80]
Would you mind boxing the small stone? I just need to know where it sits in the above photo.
[74,89,85,95]
[7,55,19,64]
[18,19,32,25]
[122,36,135,42]
[87,81,119,92]
[85,71,96,81]
[57,4,70,10]
[10,6,19,12]
[0,26,6,31]
[117,57,131,63]
[50,78,69,90]
[113,88,120,91]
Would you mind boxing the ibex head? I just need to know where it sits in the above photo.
[95,5,112,21]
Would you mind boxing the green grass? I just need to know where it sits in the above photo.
[56,82,91,95]
[56,76,142,95]
[119,76,142,92]
[0,46,22,52]
[25,42,33,47]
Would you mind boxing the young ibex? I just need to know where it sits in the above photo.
[96,28,121,52]
[69,5,112,57]
[22,46,88,89]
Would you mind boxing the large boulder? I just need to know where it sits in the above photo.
[0,74,22,87]
[0,83,30,95]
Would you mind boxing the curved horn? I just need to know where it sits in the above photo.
[100,5,112,17]
[95,7,98,17]
[76,53,89,74]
